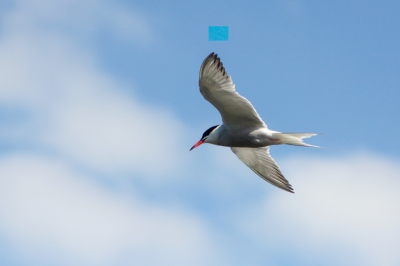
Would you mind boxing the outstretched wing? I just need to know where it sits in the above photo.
[231,146,294,193]
[199,53,265,127]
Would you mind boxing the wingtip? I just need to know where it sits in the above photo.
[206,52,216,60]
[280,185,295,193]
[200,52,219,78]
[277,185,295,193]
[284,185,295,193]
[208,52,219,62]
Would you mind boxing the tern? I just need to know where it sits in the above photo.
[190,53,319,193]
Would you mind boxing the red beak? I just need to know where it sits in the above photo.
[190,139,205,151]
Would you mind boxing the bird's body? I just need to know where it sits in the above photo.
[191,53,319,193]
[205,124,280,148]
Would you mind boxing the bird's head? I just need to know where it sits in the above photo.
[190,125,219,151]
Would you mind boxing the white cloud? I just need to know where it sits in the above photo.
[2,0,153,44]
[44,76,187,175]
[0,0,186,177]
[238,152,400,266]
[0,153,221,265]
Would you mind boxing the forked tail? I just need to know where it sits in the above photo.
[277,133,320,147]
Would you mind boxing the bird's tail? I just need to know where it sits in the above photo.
[277,133,320,147]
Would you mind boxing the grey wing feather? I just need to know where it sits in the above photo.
[231,146,294,193]
[199,53,265,127]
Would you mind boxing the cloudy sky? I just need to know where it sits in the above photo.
[0,0,399,265]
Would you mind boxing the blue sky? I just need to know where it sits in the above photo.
[0,0,399,265]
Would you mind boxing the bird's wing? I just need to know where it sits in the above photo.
[199,53,265,127]
[231,147,294,193]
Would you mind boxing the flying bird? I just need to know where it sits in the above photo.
[190,52,319,193]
